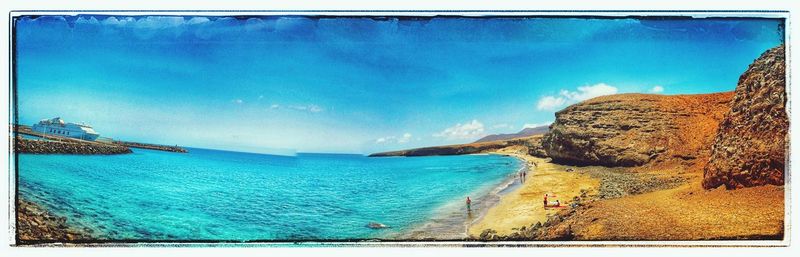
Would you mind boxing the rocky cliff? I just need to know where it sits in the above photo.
[542,92,733,167]
[703,45,787,189]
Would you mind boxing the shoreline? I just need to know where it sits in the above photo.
[464,153,529,229]
[467,151,600,237]
[398,153,529,240]
[16,197,92,244]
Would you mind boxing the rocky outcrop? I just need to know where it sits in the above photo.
[703,45,787,189]
[15,137,132,155]
[542,92,733,167]
[16,199,90,243]
[114,141,188,153]
[370,135,546,157]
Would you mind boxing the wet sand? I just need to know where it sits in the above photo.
[400,153,528,240]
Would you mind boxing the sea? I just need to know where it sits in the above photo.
[16,147,523,241]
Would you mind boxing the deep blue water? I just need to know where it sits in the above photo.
[17,147,521,240]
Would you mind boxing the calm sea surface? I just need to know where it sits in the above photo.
[17,147,521,240]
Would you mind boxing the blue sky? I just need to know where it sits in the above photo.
[14,15,783,154]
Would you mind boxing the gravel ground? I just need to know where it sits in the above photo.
[587,168,687,199]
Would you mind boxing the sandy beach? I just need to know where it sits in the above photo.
[467,145,784,240]
[467,146,600,237]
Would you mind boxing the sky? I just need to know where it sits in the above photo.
[13,15,784,154]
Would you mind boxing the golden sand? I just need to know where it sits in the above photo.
[468,146,600,236]
[470,146,784,240]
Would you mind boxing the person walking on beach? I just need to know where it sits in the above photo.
[466,197,472,212]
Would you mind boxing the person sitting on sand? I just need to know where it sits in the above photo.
[466,197,472,212]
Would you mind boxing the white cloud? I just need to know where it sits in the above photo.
[536,96,567,111]
[101,17,135,27]
[288,104,324,113]
[186,17,211,25]
[523,121,552,128]
[375,133,413,144]
[308,105,323,113]
[398,133,412,143]
[649,85,664,93]
[433,120,485,140]
[133,16,186,30]
[536,83,619,111]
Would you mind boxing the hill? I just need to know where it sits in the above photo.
[473,125,549,143]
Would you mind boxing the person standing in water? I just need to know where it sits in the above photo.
[466,197,472,212]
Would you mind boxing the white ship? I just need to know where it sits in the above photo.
[32,117,100,141]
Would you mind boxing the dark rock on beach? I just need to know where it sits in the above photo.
[367,222,390,229]
[703,45,787,189]
[16,199,91,244]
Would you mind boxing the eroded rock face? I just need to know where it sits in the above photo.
[542,92,733,167]
[703,45,787,189]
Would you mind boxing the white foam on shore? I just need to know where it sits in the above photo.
[396,154,530,240]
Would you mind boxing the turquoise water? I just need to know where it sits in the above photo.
[17,148,521,241]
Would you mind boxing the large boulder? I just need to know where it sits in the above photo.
[703,45,787,189]
[542,92,733,167]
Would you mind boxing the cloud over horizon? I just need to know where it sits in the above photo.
[433,119,485,140]
[523,121,553,129]
[536,83,619,111]
[375,132,413,144]
[288,104,324,113]
[649,85,665,93]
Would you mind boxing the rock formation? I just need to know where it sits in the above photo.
[15,137,132,155]
[703,45,787,189]
[114,141,188,153]
[17,199,90,243]
[542,92,733,167]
